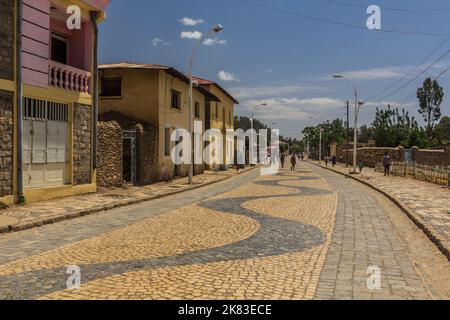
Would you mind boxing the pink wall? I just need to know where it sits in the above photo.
[22,0,103,88]
[22,0,51,88]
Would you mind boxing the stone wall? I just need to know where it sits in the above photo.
[0,90,13,197]
[0,0,15,81]
[335,144,450,168]
[135,123,160,185]
[337,146,404,168]
[412,146,450,166]
[97,121,123,188]
[73,104,92,185]
[99,112,161,185]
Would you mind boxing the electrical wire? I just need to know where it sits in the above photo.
[322,0,450,13]
[367,36,450,101]
[237,0,450,37]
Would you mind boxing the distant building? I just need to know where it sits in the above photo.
[98,63,221,184]
[0,0,110,205]
[192,77,239,170]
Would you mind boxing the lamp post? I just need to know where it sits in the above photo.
[333,74,364,174]
[319,124,323,164]
[188,24,224,184]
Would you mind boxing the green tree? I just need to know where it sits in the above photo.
[435,116,450,145]
[372,105,419,148]
[358,125,374,143]
[416,77,444,138]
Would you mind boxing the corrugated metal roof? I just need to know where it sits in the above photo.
[192,76,239,105]
[99,62,171,70]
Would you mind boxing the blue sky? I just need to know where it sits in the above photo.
[99,0,450,138]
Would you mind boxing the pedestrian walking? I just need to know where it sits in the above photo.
[383,153,391,176]
[291,154,297,171]
[325,156,329,167]
[332,155,337,167]
[281,154,286,169]
[358,160,364,173]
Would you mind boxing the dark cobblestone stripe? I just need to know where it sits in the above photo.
[0,171,332,299]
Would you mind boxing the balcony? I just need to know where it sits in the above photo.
[49,61,92,94]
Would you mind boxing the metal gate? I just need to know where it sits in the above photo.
[22,98,69,189]
[122,130,137,184]
[404,149,413,163]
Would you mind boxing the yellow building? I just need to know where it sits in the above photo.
[0,0,109,205]
[98,63,221,182]
[192,77,239,170]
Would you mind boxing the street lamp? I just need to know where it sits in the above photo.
[187,24,224,184]
[333,74,364,174]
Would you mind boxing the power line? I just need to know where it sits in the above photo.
[367,36,450,101]
[192,16,450,74]
[322,0,450,14]
[392,64,450,109]
[373,47,450,103]
[237,0,450,37]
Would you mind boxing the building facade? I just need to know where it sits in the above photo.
[0,0,109,205]
[98,63,221,184]
[192,77,238,170]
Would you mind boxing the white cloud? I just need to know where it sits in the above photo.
[203,38,227,46]
[179,17,204,26]
[240,97,344,121]
[152,38,170,47]
[218,71,240,82]
[180,31,203,40]
[342,66,409,80]
[229,85,321,100]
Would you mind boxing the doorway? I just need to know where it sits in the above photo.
[122,130,137,184]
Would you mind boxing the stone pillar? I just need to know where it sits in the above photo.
[444,146,450,167]
[73,104,92,185]
[0,0,15,81]
[398,146,405,162]
[0,90,13,197]
[411,146,419,164]
[97,121,123,188]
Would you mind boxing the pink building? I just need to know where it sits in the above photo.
[0,0,110,205]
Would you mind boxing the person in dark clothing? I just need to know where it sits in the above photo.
[281,154,286,169]
[383,153,392,176]
[332,155,337,167]
[358,160,364,173]
[290,154,297,171]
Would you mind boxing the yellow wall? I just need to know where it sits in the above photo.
[99,68,207,179]
[208,85,235,133]
[158,70,207,178]
[203,84,236,170]
[99,68,160,126]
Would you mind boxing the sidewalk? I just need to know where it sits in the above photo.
[313,161,450,260]
[0,166,259,234]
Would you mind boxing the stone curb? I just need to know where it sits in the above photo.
[309,161,450,262]
[0,166,261,235]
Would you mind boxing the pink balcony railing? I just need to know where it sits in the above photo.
[49,61,92,93]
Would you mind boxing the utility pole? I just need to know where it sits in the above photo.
[346,101,349,168]
[319,124,322,164]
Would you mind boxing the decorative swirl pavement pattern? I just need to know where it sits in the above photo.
[0,167,339,300]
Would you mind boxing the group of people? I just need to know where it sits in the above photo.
[279,151,394,176]
[280,153,305,171]
[323,155,337,168]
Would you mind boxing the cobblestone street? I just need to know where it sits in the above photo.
[0,163,448,300]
